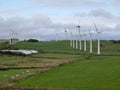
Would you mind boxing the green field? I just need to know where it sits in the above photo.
[0,40,120,90]
[14,56,120,90]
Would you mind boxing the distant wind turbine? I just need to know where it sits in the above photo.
[9,30,19,45]
[9,32,13,45]
[77,25,82,50]
[83,33,87,52]
[70,32,73,47]
[94,23,103,55]
[89,27,93,53]
[56,33,59,41]
[71,32,75,48]
[83,28,87,52]
[75,34,78,49]
[65,29,67,40]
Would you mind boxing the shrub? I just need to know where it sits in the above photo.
[27,39,39,42]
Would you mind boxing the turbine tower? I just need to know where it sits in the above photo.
[71,32,75,48]
[83,28,87,52]
[70,32,73,47]
[14,32,19,44]
[89,27,92,53]
[94,23,102,55]
[77,25,82,50]
[83,33,87,52]
[65,29,67,40]
[56,33,58,41]
[9,31,14,45]
[76,29,78,49]
[9,30,16,45]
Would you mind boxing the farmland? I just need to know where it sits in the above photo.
[14,56,120,90]
[0,40,120,90]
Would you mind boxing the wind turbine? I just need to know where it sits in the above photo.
[56,33,59,41]
[11,30,20,45]
[77,25,82,50]
[75,34,78,49]
[14,32,19,44]
[70,32,73,47]
[89,27,93,53]
[94,23,102,55]
[9,30,16,45]
[83,28,87,52]
[65,29,67,40]
[71,32,75,48]
[9,31,13,45]
[83,33,87,52]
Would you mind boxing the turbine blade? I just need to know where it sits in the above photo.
[93,23,98,33]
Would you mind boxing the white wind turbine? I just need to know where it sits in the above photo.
[77,25,82,50]
[83,29,87,52]
[65,29,68,40]
[9,30,16,45]
[9,31,13,45]
[13,31,19,44]
[89,27,93,54]
[71,32,75,48]
[83,34,87,52]
[94,23,102,55]
[56,33,59,41]
[70,31,73,47]
[75,32,78,49]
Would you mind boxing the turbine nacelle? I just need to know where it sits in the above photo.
[94,23,103,34]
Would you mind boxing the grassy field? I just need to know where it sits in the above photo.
[14,56,120,90]
[0,40,120,90]
[0,53,80,85]
[15,40,120,55]
[0,41,82,86]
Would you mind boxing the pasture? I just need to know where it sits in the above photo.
[0,40,120,90]
[14,56,120,90]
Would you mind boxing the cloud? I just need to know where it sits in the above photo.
[73,8,120,28]
[75,12,88,17]
[0,7,32,17]
[0,0,119,40]
[31,0,105,8]
[75,8,114,18]
[0,14,119,41]
[0,15,67,40]
[111,0,120,7]
[89,8,113,18]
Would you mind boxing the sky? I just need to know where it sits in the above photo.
[0,0,120,41]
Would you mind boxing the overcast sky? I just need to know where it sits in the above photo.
[0,0,120,41]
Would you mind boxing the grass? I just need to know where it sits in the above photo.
[0,40,120,89]
[15,40,120,55]
[0,53,81,85]
[14,56,120,90]
[0,41,82,85]
[0,69,40,84]
[15,41,83,55]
